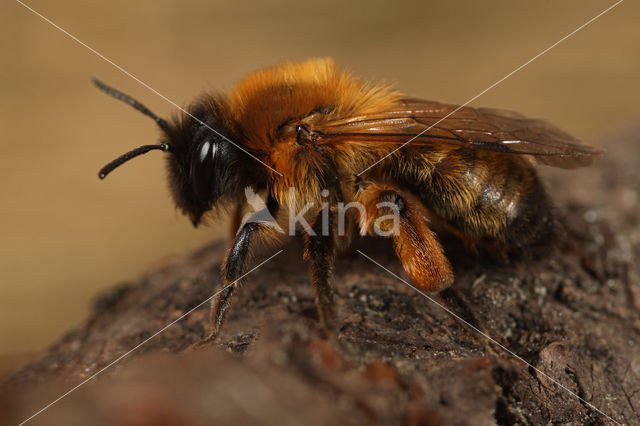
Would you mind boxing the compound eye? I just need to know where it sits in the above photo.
[198,140,217,163]
[190,139,217,203]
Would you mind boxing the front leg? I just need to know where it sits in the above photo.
[207,195,282,341]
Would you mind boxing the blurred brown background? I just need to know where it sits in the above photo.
[1,0,638,367]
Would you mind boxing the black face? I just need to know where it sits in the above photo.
[164,102,244,227]
[94,80,248,228]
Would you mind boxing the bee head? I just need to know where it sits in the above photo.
[164,99,246,227]
[94,79,246,227]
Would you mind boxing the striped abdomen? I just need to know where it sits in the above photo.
[396,147,556,254]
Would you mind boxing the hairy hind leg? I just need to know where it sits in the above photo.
[356,183,454,292]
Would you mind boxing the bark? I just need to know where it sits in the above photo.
[2,126,639,425]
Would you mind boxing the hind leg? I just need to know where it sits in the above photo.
[355,183,454,292]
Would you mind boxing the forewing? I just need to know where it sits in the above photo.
[315,98,603,169]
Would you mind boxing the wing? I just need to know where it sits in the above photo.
[313,98,603,169]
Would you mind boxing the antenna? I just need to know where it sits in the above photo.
[98,143,172,179]
[92,78,170,131]
[92,79,174,179]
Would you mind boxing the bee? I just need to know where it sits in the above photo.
[95,58,602,341]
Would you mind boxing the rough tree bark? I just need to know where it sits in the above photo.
[2,126,639,425]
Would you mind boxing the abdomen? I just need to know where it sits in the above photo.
[396,147,556,255]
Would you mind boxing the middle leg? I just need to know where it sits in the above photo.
[304,207,337,329]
